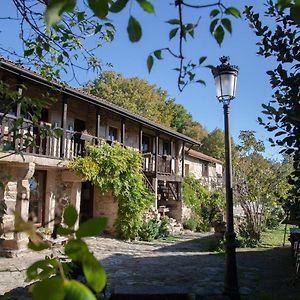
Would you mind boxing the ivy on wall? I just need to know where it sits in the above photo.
[70,143,154,240]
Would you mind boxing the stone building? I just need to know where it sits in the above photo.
[0,58,222,255]
[184,148,223,190]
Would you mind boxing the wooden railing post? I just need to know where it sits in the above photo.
[155,132,159,177]
[60,95,68,158]
[96,108,101,144]
[121,118,125,146]
[139,126,143,152]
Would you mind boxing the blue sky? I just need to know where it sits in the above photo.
[0,1,281,159]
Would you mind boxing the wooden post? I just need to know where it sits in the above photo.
[96,109,101,143]
[121,118,125,146]
[155,132,159,176]
[139,126,143,152]
[60,95,68,158]
[181,141,185,178]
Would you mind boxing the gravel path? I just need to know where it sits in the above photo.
[0,232,299,299]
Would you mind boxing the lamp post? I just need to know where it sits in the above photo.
[212,56,240,300]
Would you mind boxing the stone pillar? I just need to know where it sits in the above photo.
[0,162,35,257]
[62,170,83,229]
[44,170,57,230]
[70,182,81,229]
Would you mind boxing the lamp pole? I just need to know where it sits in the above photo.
[212,56,240,300]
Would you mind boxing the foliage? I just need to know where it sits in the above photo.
[85,71,208,141]
[182,176,224,232]
[244,2,300,216]
[85,71,174,127]
[15,204,107,300]
[1,1,115,82]
[70,142,153,240]
[234,130,291,245]
[139,220,161,242]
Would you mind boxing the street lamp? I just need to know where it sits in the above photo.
[212,56,240,300]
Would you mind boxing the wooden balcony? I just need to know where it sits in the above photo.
[0,115,182,181]
[0,114,103,160]
[143,153,177,176]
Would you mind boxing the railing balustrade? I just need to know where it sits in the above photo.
[142,153,176,175]
[0,114,104,159]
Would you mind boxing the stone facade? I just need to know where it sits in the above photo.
[0,58,223,254]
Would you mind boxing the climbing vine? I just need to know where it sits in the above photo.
[70,143,154,240]
[182,176,224,231]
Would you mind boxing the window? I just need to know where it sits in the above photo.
[142,135,151,153]
[202,163,209,177]
[108,127,118,141]
[163,140,171,155]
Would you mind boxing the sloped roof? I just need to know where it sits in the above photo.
[0,57,201,146]
[185,147,223,164]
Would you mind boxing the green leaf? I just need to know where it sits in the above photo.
[213,25,225,45]
[28,241,49,251]
[110,0,129,13]
[36,46,43,58]
[221,18,232,34]
[209,19,218,34]
[290,2,300,25]
[63,205,78,227]
[24,48,34,57]
[88,0,109,19]
[153,50,162,60]
[199,56,207,65]
[257,117,263,123]
[127,16,142,42]
[76,217,107,238]
[166,19,180,25]
[225,7,241,18]
[210,9,220,18]
[65,239,89,261]
[57,226,74,236]
[136,0,155,13]
[44,0,76,27]
[31,277,65,300]
[196,80,206,86]
[147,55,154,73]
[169,28,179,40]
[64,280,96,300]
[277,0,291,9]
[27,259,59,282]
[82,253,106,293]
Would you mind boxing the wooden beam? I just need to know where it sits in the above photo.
[139,126,143,152]
[155,132,159,177]
[121,118,125,145]
[60,95,68,158]
[181,141,185,178]
[96,109,101,141]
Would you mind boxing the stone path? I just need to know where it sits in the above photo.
[0,232,298,299]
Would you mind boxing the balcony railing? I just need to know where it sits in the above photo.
[0,115,179,177]
[143,153,176,175]
[0,114,103,160]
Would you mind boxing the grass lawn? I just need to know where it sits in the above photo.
[260,224,290,248]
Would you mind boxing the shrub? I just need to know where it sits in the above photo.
[139,220,160,241]
[237,222,261,248]
[182,176,224,232]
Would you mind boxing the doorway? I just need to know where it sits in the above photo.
[80,181,94,224]
[29,170,47,226]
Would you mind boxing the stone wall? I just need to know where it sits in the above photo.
[93,189,118,234]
